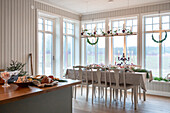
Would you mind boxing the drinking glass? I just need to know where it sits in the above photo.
[0,72,11,87]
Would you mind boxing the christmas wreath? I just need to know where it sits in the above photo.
[87,37,99,45]
[152,31,167,43]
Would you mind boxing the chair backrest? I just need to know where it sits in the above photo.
[73,66,84,80]
[109,68,126,89]
[91,67,107,86]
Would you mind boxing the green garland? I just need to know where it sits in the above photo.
[87,37,99,45]
[152,31,167,43]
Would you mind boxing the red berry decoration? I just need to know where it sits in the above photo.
[107,31,110,34]
[122,29,125,33]
[94,32,96,35]
[81,32,84,35]
[116,33,118,35]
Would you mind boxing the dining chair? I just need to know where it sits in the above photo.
[73,66,92,101]
[92,67,109,106]
[109,68,135,108]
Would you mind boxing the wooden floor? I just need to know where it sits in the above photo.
[73,87,170,113]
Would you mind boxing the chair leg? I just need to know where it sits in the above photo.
[94,86,96,98]
[102,87,104,98]
[123,90,126,109]
[116,89,118,102]
[81,84,83,96]
[74,85,76,99]
[113,89,114,101]
[72,86,74,98]
[92,86,94,104]
[120,89,122,101]
[139,86,141,100]
[98,87,100,99]
[136,86,138,103]
[143,90,146,101]
[110,88,112,106]
[134,86,138,110]
[86,84,89,101]
[105,87,107,106]
[131,88,133,104]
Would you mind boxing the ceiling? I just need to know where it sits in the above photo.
[37,0,169,14]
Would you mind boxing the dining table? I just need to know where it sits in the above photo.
[66,68,148,110]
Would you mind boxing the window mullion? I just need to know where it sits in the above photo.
[159,15,162,77]
[43,19,46,75]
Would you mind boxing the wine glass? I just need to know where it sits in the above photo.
[0,71,12,87]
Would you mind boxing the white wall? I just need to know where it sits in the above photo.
[0,0,80,75]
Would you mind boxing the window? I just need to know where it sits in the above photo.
[37,17,54,75]
[144,14,170,77]
[85,22,105,65]
[111,18,138,65]
[63,21,75,70]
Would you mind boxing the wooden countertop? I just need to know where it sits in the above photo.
[0,79,81,105]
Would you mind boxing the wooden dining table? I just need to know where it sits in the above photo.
[66,68,147,110]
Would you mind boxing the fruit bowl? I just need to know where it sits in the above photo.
[14,82,32,88]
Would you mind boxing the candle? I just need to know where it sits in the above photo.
[128,51,130,57]
[130,26,132,32]
[94,25,96,32]
[118,50,120,57]
[115,56,117,65]
[116,27,118,31]
[123,24,125,29]
[82,27,83,32]
[108,23,109,30]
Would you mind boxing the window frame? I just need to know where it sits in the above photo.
[110,17,138,64]
[37,16,55,75]
[143,13,170,77]
[83,21,106,65]
[63,20,75,70]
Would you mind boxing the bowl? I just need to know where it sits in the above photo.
[14,82,32,88]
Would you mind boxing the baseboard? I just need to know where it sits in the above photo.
[146,90,170,97]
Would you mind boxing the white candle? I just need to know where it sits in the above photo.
[108,23,109,30]
[94,25,96,32]
[123,24,125,29]
[118,50,120,57]
[128,51,130,57]
[82,27,83,32]
[130,26,132,32]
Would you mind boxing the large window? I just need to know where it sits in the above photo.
[37,17,54,75]
[144,14,170,77]
[85,22,105,65]
[63,21,75,70]
[111,18,138,65]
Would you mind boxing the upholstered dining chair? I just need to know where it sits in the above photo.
[73,66,92,101]
[109,68,135,108]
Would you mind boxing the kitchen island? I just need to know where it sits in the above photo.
[0,79,81,113]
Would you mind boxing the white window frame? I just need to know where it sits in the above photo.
[37,16,56,75]
[63,20,75,70]
[83,21,105,65]
[110,16,138,64]
[143,13,170,77]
